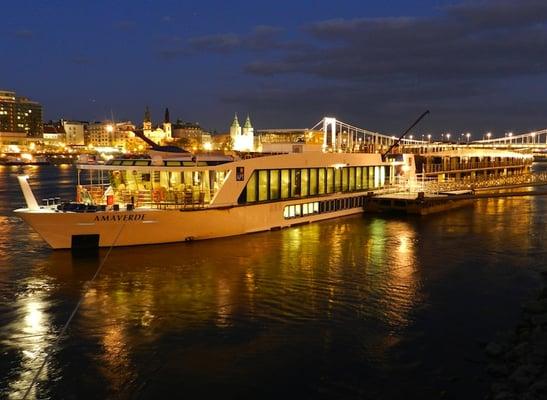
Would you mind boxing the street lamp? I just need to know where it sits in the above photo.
[466,132,471,142]
[427,134,431,143]
[486,132,492,139]
[446,133,451,141]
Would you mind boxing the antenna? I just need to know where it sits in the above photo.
[382,110,430,160]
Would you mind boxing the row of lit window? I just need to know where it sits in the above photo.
[284,196,367,220]
[283,202,320,218]
[239,166,389,205]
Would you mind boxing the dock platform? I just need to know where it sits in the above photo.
[364,191,474,215]
[364,188,547,215]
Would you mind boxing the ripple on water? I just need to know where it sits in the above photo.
[0,165,545,399]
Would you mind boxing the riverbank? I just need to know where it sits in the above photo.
[485,267,547,399]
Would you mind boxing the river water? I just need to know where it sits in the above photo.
[0,165,545,399]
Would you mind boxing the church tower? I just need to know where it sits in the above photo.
[242,114,253,136]
[143,106,152,133]
[229,113,241,145]
[162,107,172,139]
[241,114,254,151]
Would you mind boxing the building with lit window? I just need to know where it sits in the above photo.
[61,119,86,145]
[87,121,115,147]
[86,121,143,151]
[0,90,43,137]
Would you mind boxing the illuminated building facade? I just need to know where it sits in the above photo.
[0,90,43,137]
[230,114,254,151]
[87,121,115,147]
[142,106,172,145]
[61,119,86,145]
[172,119,212,149]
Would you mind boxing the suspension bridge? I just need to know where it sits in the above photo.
[311,117,547,154]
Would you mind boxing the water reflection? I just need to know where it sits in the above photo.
[1,166,545,398]
[2,279,55,400]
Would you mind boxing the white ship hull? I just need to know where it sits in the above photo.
[16,197,365,249]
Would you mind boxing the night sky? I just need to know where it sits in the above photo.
[2,0,547,137]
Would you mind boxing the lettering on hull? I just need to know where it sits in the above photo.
[93,214,145,222]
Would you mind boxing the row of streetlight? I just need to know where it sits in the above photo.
[405,131,525,143]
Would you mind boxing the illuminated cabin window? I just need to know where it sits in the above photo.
[309,168,317,195]
[301,169,309,197]
[246,172,257,202]
[238,166,393,205]
[318,168,325,194]
[283,201,320,219]
[270,169,280,200]
[258,170,269,201]
[356,167,362,190]
[334,168,341,192]
[283,197,365,220]
[342,167,349,192]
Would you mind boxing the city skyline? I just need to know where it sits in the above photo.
[2,0,547,135]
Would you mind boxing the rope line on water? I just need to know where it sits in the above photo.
[22,221,128,400]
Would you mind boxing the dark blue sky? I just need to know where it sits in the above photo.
[2,0,547,136]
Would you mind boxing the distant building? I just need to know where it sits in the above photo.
[172,120,204,140]
[211,133,232,151]
[112,121,140,151]
[42,123,65,142]
[142,106,172,145]
[230,114,254,151]
[0,90,43,136]
[87,121,115,147]
[61,119,86,145]
[256,129,323,153]
[172,118,213,149]
[86,120,141,150]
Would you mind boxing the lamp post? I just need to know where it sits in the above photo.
[466,132,471,143]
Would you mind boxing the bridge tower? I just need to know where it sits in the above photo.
[323,117,337,151]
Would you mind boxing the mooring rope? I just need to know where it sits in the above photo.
[22,221,128,400]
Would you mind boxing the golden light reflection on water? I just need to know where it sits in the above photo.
[3,282,54,400]
[364,219,419,331]
[2,164,547,398]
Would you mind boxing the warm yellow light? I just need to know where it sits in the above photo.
[106,125,114,133]
[20,153,33,161]
[331,163,347,169]
[203,142,212,151]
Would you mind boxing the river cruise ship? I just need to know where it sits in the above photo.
[15,151,414,249]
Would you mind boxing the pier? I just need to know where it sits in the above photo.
[364,185,547,215]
